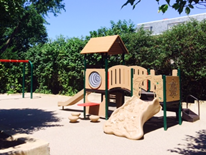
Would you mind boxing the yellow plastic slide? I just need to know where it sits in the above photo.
[58,89,90,107]
[103,96,161,140]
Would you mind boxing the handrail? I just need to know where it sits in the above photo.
[186,94,200,119]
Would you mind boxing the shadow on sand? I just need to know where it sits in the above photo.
[143,116,179,134]
[167,129,206,154]
[0,108,62,134]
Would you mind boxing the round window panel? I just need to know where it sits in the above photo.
[89,71,102,89]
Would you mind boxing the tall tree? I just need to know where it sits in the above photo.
[0,0,65,55]
[0,8,48,58]
[122,0,206,14]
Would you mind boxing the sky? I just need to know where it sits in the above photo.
[45,0,206,39]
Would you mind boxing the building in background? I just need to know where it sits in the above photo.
[137,13,206,35]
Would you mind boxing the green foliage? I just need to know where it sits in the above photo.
[0,7,48,56]
[0,59,24,94]
[0,0,23,28]
[88,20,135,38]
[0,63,7,93]
[0,0,65,55]
[159,19,206,99]
[25,36,86,95]
[122,28,155,67]
[122,0,206,14]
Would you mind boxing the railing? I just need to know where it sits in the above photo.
[129,66,148,91]
[108,65,131,90]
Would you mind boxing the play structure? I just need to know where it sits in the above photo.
[58,35,182,136]
[0,59,33,99]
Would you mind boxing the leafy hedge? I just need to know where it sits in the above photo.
[158,19,206,100]
[25,36,87,95]
[0,19,206,100]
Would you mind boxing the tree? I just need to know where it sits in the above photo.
[122,0,206,14]
[159,19,206,99]
[0,8,48,58]
[0,0,23,28]
[0,0,65,55]
[87,20,135,39]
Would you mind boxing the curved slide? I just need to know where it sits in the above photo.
[58,89,91,107]
[103,96,161,140]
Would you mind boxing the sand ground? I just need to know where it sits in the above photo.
[0,93,206,155]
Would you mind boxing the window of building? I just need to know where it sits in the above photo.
[143,26,152,32]
[167,22,185,30]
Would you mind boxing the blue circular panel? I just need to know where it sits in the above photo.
[89,72,101,89]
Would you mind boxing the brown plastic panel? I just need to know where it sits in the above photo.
[129,66,148,91]
[80,35,128,55]
[108,65,131,91]
[85,69,105,90]
[172,69,178,76]
[133,75,163,102]
[85,93,106,118]
[166,76,180,102]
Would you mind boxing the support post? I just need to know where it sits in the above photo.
[122,53,125,65]
[101,53,104,68]
[105,54,108,120]
[163,75,167,130]
[22,63,25,98]
[29,61,33,99]
[178,69,182,125]
[131,68,133,96]
[83,55,86,119]
[147,69,150,91]
[122,53,125,104]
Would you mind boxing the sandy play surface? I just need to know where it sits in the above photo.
[0,93,206,155]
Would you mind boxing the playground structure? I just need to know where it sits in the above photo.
[58,35,182,133]
[84,65,182,131]
[0,59,33,99]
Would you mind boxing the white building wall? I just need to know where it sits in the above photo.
[137,13,206,35]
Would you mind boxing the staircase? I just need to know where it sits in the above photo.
[182,95,200,122]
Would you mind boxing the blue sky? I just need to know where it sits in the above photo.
[45,0,206,39]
